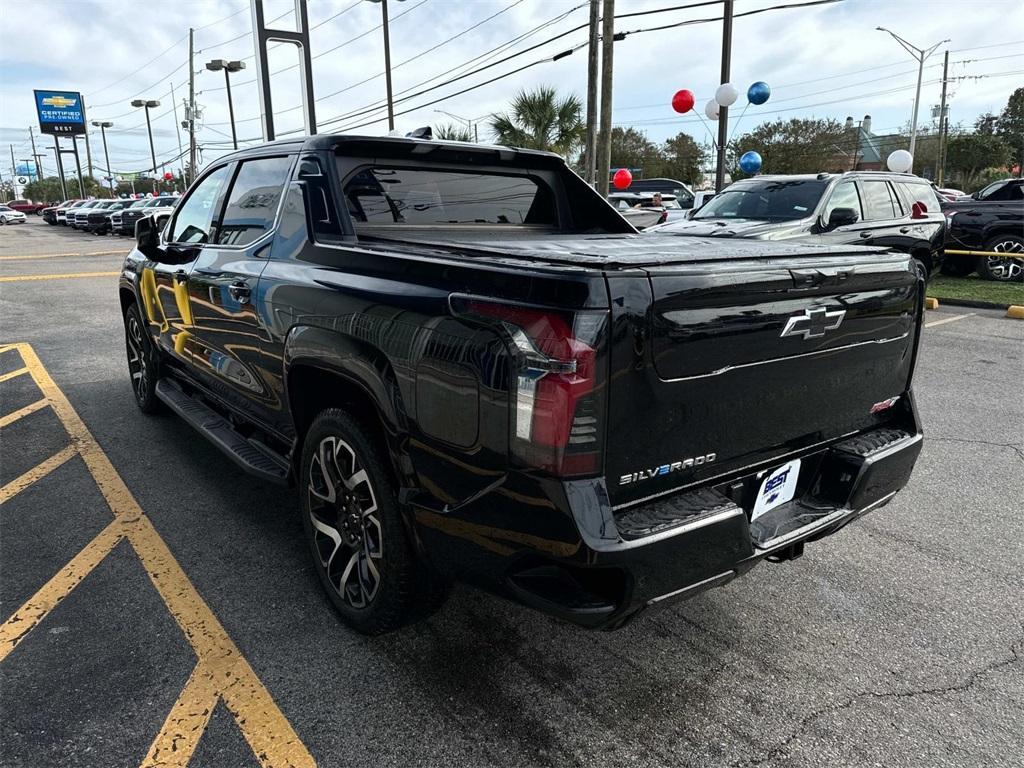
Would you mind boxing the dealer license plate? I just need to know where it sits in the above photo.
[751,459,801,521]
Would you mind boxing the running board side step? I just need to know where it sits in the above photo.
[155,379,290,485]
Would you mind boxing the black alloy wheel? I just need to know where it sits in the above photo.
[300,408,445,634]
[977,235,1024,282]
[124,304,163,414]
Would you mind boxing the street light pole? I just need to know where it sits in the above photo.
[876,28,949,159]
[91,121,115,197]
[205,59,246,150]
[131,99,161,193]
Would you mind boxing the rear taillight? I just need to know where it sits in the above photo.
[451,296,608,477]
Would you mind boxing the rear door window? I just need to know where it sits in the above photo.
[217,156,293,246]
[343,167,556,227]
[861,180,900,220]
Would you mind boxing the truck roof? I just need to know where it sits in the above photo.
[214,133,565,167]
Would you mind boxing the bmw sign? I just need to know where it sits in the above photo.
[34,90,86,135]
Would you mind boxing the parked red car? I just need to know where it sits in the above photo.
[4,199,49,215]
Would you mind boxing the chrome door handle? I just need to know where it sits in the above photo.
[899,227,910,233]
[859,231,871,238]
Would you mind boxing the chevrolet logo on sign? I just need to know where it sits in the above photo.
[42,95,77,108]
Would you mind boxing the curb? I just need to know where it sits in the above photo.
[932,297,1012,311]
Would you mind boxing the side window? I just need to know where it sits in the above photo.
[168,166,230,244]
[1008,183,1024,201]
[861,180,898,220]
[823,181,861,222]
[217,156,293,245]
[898,182,940,213]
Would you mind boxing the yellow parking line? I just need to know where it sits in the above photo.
[0,445,77,505]
[0,398,48,428]
[0,367,29,383]
[0,522,123,661]
[924,312,976,329]
[143,662,220,767]
[0,271,120,282]
[0,249,124,261]
[0,343,315,768]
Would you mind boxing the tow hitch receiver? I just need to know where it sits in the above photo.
[766,541,805,563]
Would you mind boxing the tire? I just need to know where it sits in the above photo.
[940,255,976,277]
[300,408,445,634]
[0,216,7,225]
[124,303,163,414]
[976,235,1024,282]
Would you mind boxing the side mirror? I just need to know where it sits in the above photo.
[135,215,159,252]
[826,207,858,229]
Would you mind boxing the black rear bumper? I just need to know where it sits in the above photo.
[413,397,923,630]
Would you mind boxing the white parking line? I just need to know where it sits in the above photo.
[925,312,976,329]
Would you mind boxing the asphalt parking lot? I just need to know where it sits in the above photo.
[1,217,1022,768]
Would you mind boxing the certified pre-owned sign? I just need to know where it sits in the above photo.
[34,89,86,135]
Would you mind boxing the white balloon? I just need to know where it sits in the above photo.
[715,82,739,107]
[887,149,914,173]
[705,98,720,121]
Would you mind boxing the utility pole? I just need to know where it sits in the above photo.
[188,27,197,185]
[81,95,94,181]
[29,126,42,179]
[596,0,615,196]
[715,0,734,193]
[9,145,16,187]
[380,0,396,131]
[584,0,600,184]
[936,50,950,186]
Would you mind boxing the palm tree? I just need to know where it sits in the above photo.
[434,123,475,142]
[489,86,585,157]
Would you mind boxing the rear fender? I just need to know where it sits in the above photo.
[282,324,413,483]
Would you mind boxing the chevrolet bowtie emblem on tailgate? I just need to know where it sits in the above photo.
[780,307,846,339]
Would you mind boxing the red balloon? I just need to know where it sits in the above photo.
[163,172,173,180]
[671,89,695,114]
[612,168,632,189]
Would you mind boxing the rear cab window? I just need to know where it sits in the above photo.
[341,167,557,229]
[861,180,902,220]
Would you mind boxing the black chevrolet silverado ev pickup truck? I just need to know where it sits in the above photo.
[119,135,925,634]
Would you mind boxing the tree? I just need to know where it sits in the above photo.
[729,118,849,177]
[24,174,105,202]
[660,132,708,186]
[609,127,662,175]
[944,132,1011,188]
[434,123,475,142]
[996,87,1024,176]
[974,112,998,135]
[489,86,585,158]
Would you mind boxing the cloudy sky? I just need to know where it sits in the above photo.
[1,0,1021,180]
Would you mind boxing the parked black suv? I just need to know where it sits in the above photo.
[941,178,1023,282]
[119,135,924,634]
[654,171,946,278]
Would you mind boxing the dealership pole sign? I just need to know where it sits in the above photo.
[33,90,86,135]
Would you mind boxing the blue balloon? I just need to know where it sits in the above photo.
[739,151,762,174]
[747,81,771,106]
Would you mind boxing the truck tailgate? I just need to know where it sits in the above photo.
[604,251,921,508]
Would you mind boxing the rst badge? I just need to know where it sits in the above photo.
[751,459,801,520]
[780,307,846,339]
